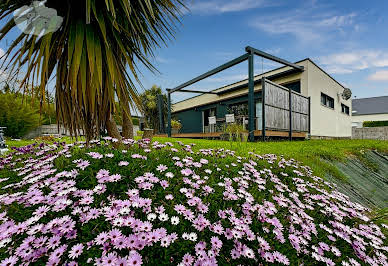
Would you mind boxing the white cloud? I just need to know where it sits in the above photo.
[319,51,388,74]
[250,10,358,43]
[368,70,388,81]
[0,48,4,58]
[188,0,267,14]
[318,13,356,27]
[155,56,170,64]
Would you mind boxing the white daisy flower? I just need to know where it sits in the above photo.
[171,216,180,225]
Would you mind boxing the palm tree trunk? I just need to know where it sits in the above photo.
[106,115,122,142]
[121,104,134,139]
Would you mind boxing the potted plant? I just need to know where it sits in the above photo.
[224,123,248,141]
[171,120,182,134]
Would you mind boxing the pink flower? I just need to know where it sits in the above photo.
[182,253,194,265]
[181,168,193,176]
[118,161,129,166]
[128,252,143,265]
[160,180,169,189]
[76,160,90,170]
[165,172,174,178]
[157,164,168,172]
[165,194,174,200]
[102,253,118,265]
[69,243,83,259]
[95,232,109,245]
[47,235,61,249]
[0,256,18,266]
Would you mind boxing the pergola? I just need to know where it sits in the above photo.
[166,46,305,142]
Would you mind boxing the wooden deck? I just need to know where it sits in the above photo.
[156,130,306,139]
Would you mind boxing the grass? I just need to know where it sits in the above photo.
[5,137,388,182]
[153,138,388,182]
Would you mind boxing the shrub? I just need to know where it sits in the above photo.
[0,93,41,138]
[171,119,182,130]
[363,120,388,127]
[0,139,386,265]
[225,123,246,134]
[137,130,144,136]
[132,117,140,126]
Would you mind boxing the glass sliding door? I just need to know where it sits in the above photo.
[256,100,262,130]
[203,108,216,133]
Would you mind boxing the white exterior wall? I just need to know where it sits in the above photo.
[352,113,388,128]
[306,61,352,138]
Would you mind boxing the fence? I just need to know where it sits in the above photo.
[263,79,310,135]
[352,126,388,140]
[23,124,140,139]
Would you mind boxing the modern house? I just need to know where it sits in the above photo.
[352,96,388,128]
[171,57,352,139]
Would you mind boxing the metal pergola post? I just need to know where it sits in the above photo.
[262,77,266,141]
[167,90,172,137]
[289,88,293,141]
[157,94,165,134]
[308,96,311,137]
[248,51,255,142]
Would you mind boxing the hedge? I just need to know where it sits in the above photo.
[132,117,140,126]
[363,120,388,127]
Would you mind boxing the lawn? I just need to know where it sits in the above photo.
[6,137,388,182]
[0,138,387,265]
[153,138,388,182]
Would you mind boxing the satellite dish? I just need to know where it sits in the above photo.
[341,88,352,100]
[13,1,63,38]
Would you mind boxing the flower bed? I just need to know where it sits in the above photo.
[0,139,387,265]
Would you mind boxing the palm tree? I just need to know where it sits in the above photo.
[0,0,185,142]
[140,85,168,132]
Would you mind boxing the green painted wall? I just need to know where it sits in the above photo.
[174,109,202,133]
[174,92,262,134]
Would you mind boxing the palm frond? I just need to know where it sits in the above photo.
[0,0,186,141]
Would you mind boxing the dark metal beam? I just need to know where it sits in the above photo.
[245,46,304,71]
[308,96,311,137]
[289,88,292,141]
[178,89,219,95]
[157,94,165,134]
[169,53,250,94]
[248,52,255,142]
[262,77,266,141]
[216,68,302,96]
[167,90,172,137]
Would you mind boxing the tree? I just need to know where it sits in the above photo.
[0,92,40,138]
[0,0,185,142]
[140,85,168,132]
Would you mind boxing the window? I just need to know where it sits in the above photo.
[321,93,334,109]
[228,102,248,116]
[282,80,301,93]
[341,103,350,115]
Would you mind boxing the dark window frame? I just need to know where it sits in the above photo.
[281,80,301,93]
[341,103,350,115]
[321,92,334,109]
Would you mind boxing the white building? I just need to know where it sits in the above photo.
[173,58,352,139]
[352,96,388,128]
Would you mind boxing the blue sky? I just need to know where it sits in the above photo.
[137,0,388,102]
[1,0,388,104]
